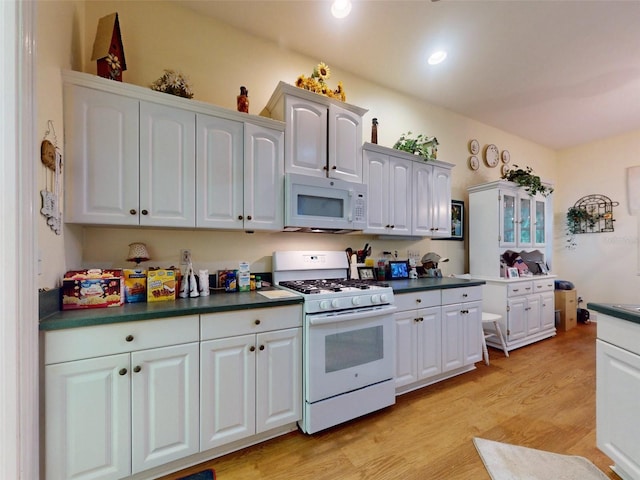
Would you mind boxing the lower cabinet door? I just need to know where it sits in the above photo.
[597,340,640,479]
[131,343,200,473]
[463,301,483,365]
[394,310,419,388]
[200,334,256,450]
[46,353,131,480]
[255,327,302,433]
[417,307,442,378]
[441,305,465,371]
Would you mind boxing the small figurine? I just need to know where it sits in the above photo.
[237,86,249,113]
[371,118,378,144]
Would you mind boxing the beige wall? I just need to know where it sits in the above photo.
[554,130,640,305]
[41,0,640,309]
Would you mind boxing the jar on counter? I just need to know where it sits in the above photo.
[250,274,256,291]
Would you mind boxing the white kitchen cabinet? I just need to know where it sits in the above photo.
[480,277,556,352]
[200,305,302,450]
[596,313,640,480]
[44,316,200,480]
[64,84,196,227]
[265,81,367,182]
[394,287,481,395]
[412,161,454,237]
[363,145,412,235]
[468,180,553,278]
[196,116,284,231]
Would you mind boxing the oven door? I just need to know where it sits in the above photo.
[306,305,396,403]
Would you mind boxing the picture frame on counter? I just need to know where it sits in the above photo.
[506,267,520,279]
[434,199,464,241]
[357,266,375,280]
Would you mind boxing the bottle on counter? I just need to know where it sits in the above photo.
[255,275,262,289]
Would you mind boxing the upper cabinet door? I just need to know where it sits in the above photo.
[64,85,139,225]
[196,113,244,229]
[243,123,285,231]
[534,197,546,247]
[430,165,452,236]
[328,103,363,182]
[500,190,517,247]
[362,149,390,234]
[412,162,452,237]
[284,96,327,177]
[388,156,412,235]
[140,102,196,227]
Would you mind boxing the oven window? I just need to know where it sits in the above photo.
[298,194,343,218]
[325,325,384,373]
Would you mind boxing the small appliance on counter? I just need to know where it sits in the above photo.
[420,252,449,278]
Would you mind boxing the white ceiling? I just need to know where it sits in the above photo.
[178,0,640,150]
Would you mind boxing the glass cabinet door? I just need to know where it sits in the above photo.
[501,192,516,246]
[518,196,532,245]
[534,199,546,246]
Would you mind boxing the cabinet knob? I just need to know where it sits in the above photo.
[259,345,265,351]
[254,319,261,325]
[462,293,468,298]
[323,166,328,171]
[247,215,252,220]
[238,215,243,220]
[119,368,127,376]
[416,298,422,303]
[331,165,337,170]
[414,317,420,322]
[141,209,148,215]
[129,209,137,215]
[133,365,141,373]
[249,345,256,352]
[390,225,395,229]
[125,335,134,342]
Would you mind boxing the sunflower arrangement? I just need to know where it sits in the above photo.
[150,69,194,99]
[295,62,346,102]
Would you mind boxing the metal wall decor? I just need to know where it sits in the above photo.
[570,194,619,234]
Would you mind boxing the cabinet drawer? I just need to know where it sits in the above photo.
[507,281,534,297]
[201,305,302,340]
[441,286,482,305]
[533,278,555,293]
[45,315,200,364]
[394,290,441,311]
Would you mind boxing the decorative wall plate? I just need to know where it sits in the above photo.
[501,164,510,176]
[501,149,511,164]
[469,139,480,155]
[484,144,499,167]
[469,155,479,171]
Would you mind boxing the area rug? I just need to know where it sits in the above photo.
[473,437,609,480]
[176,468,215,480]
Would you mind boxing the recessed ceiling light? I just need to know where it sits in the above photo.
[428,50,447,65]
[331,0,352,19]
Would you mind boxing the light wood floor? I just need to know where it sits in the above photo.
[160,323,618,480]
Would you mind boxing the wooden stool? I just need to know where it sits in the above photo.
[481,312,509,365]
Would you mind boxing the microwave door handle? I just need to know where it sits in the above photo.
[347,189,354,222]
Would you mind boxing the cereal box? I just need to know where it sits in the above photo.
[147,269,176,302]
[62,269,124,310]
[123,269,147,303]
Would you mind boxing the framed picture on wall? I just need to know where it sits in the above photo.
[435,200,464,241]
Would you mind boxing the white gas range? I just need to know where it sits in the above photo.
[273,251,396,434]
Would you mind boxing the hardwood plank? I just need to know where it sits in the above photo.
[159,324,617,479]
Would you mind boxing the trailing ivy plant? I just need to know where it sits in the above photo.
[501,165,553,197]
[393,132,439,160]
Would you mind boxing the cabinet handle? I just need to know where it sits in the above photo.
[462,293,468,298]
[259,345,265,351]
[238,215,243,220]
[390,225,395,229]
[249,345,256,352]
[125,335,134,342]
[331,165,337,170]
[414,317,421,322]
[119,368,127,376]
[416,298,422,303]
[513,289,520,292]
[133,365,141,373]
[141,209,148,215]
[247,215,252,220]
[129,209,136,215]
[254,319,261,325]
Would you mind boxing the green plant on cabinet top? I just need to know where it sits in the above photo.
[501,165,553,197]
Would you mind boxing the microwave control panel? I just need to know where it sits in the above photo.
[353,193,366,222]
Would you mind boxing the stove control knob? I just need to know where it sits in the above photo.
[371,294,381,304]
[352,296,361,306]
[331,299,340,309]
[320,300,331,310]
[380,294,390,304]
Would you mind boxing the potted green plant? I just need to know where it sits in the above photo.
[501,165,553,197]
[393,132,438,160]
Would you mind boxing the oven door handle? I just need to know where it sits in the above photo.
[308,305,397,325]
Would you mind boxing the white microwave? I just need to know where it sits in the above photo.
[284,173,367,233]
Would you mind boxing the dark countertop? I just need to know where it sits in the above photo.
[40,289,303,331]
[388,277,486,293]
[587,303,640,326]
[39,278,485,331]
